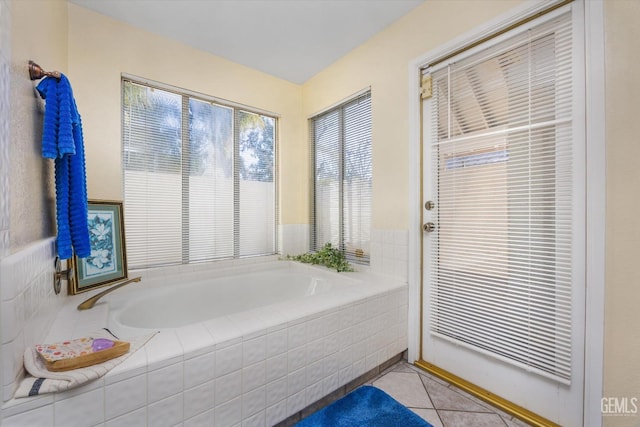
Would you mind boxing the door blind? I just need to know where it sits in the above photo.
[426,11,574,382]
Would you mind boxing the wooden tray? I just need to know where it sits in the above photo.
[36,339,130,372]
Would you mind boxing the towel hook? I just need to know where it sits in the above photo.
[28,60,61,81]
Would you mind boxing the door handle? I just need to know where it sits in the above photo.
[423,222,436,232]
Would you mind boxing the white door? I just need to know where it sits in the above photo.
[420,5,585,426]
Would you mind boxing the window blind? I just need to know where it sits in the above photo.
[426,12,574,382]
[311,92,371,262]
[123,80,277,269]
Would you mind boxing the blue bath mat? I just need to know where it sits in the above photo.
[295,385,434,427]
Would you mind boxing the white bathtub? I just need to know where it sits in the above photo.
[3,258,408,427]
[109,266,342,330]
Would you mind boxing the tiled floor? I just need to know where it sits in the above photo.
[363,360,532,427]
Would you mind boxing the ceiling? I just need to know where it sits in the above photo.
[68,0,425,84]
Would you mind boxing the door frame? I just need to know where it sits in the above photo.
[406,1,605,425]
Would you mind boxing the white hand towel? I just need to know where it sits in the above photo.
[14,329,156,398]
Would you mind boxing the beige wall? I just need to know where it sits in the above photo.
[604,1,640,425]
[66,3,306,224]
[302,0,521,230]
[8,0,67,253]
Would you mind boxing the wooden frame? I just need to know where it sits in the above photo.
[69,200,128,294]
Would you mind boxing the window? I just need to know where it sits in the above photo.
[310,91,371,263]
[122,79,277,269]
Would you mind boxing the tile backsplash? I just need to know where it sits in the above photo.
[281,226,409,281]
[370,229,409,280]
[0,237,61,402]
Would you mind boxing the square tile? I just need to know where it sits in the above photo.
[287,345,306,373]
[438,410,506,427]
[216,342,242,377]
[242,385,265,418]
[266,353,287,383]
[148,393,183,427]
[54,387,104,426]
[242,409,266,427]
[215,396,242,427]
[216,370,242,405]
[243,360,266,392]
[266,329,287,358]
[2,403,53,427]
[243,335,267,368]
[105,373,147,420]
[105,408,146,427]
[184,380,215,420]
[148,362,183,404]
[184,409,215,427]
[289,366,310,396]
[184,351,216,389]
[265,399,288,427]
[266,376,287,407]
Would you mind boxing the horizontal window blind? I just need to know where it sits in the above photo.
[123,80,276,269]
[311,91,371,262]
[426,12,574,382]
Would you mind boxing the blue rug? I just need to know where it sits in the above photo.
[295,386,434,427]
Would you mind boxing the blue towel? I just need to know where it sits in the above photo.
[37,75,90,260]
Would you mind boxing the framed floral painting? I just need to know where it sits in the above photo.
[69,200,128,294]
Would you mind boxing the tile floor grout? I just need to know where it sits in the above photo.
[364,360,533,427]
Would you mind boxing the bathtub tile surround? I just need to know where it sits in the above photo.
[1,258,408,426]
[280,225,409,281]
[279,224,310,258]
[0,237,60,403]
[370,229,409,280]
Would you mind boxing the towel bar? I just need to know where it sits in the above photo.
[28,60,61,81]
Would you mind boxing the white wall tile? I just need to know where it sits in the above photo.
[105,408,146,427]
[215,370,242,406]
[305,380,324,406]
[242,335,266,367]
[54,387,104,427]
[2,403,53,427]
[242,409,265,427]
[148,362,183,404]
[215,396,242,427]
[287,345,306,373]
[265,353,287,383]
[242,385,265,418]
[216,342,242,377]
[265,376,287,407]
[265,399,287,427]
[286,322,306,350]
[184,351,215,390]
[148,393,184,427]
[287,368,306,397]
[242,361,265,392]
[184,409,214,427]
[265,329,287,358]
[286,389,306,415]
[105,373,146,421]
[306,359,325,386]
[184,380,215,420]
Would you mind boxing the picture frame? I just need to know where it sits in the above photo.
[69,200,128,294]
